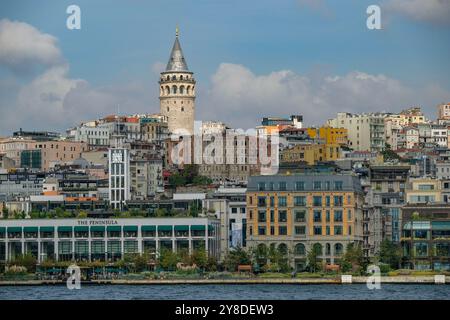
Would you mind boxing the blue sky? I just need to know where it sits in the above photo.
[0,0,449,133]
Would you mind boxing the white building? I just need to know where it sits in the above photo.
[327,112,386,152]
[108,148,130,210]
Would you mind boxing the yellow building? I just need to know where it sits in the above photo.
[280,143,340,165]
[307,127,348,145]
[406,178,442,204]
[246,173,364,270]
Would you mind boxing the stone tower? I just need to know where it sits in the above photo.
[159,28,195,135]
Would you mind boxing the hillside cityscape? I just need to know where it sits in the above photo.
[1,28,450,282]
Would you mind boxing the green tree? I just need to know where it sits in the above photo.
[158,249,179,271]
[2,207,9,219]
[306,244,322,273]
[342,243,365,273]
[223,246,251,272]
[77,210,88,219]
[191,249,208,270]
[155,208,168,217]
[378,239,402,270]
[10,253,37,273]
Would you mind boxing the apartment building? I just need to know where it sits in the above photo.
[246,173,364,270]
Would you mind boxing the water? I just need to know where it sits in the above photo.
[0,284,449,300]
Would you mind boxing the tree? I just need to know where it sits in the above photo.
[77,211,88,218]
[10,253,37,273]
[2,207,9,219]
[306,244,322,273]
[378,239,402,270]
[342,243,365,273]
[381,144,402,162]
[191,249,208,270]
[158,249,179,271]
[223,246,251,272]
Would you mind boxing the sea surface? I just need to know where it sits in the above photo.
[0,284,449,300]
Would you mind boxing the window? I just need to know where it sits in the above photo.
[295,226,306,235]
[313,226,322,235]
[334,210,343,222]
[334,226,343,235]
[278,210,287,222]
[258,182,265,191]
[295,210,306,222]
[313,196,322,206]
[295,181,305,191]
[258,227,266,236]
[294,196,306,206]
[270,196,275,207]
[347,209,352,220]
[294,243,305,255]
[326,226,330,235]
[313,181,322,190]
[334,181,343,190]
[258,210,266,222]
[270,226,275,235]
[325,196,330,206]
[279,182,287,191]
[278,196,287,207]
[279,226,287,235]
[257,196,266,207]
[334,196,343,206]
[313,210,322,222]
[326,210,330,222]
[348,226,352,235]
[270,210,274,222]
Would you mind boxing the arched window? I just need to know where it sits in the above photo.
[326,243,331,256]
[172,75,176,80]
[313,243,323,256]
[294,243,305,256]
[181,107,184,112]
[179,86,185,94]
[334,243,343,256]
[166,75,170,80]
[172,85,177,94]
[167,107,169,112]
[186,86,190,95]
[278,243,288,255]
[180,75,183,80]
[165,86,170,95]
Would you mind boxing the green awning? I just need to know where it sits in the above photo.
[24,227,38,232]
[123,226,138,232]
[7,227,22,233]
[174,225,189,231]
[432,221,450,231]
[57,226,72,232]
[0,227,6,233]
[141,225,156,232]
[74,226,89,232]
[158,225,172,232]
[190,225,205,231]
[40,227,54,232]
[107,226,121,232]
[90,226,105,232]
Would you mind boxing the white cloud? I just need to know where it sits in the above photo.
[0,20,157,135]
[198,63,450,128]
[384,0,450,25]
[0,19,62,73]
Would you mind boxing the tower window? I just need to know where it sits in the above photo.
[167,107,169,112]
[180,75,183,80]
[181,107,184,112]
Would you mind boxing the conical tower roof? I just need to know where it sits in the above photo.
[165,28,189,72]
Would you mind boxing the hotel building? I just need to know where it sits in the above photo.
[0,218,220,264]
[246,173,364,271]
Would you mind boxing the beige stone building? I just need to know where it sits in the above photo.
[159,30,195,136]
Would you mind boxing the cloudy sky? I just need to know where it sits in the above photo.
[0,0,449,135]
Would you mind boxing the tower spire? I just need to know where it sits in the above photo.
[165,27,188,72]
